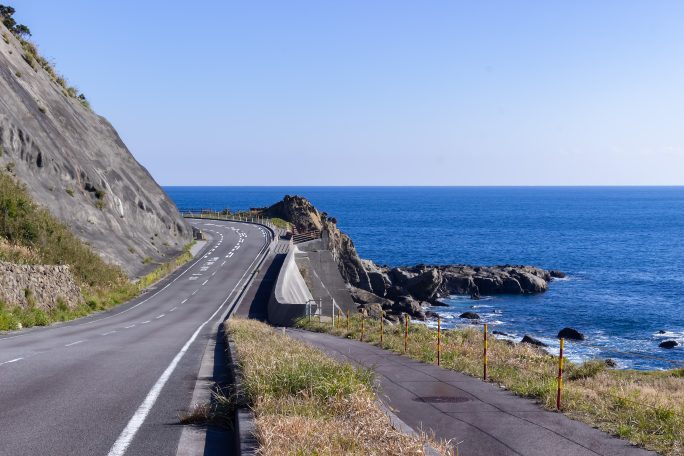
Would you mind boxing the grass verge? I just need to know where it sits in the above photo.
[226,318,453,455]
[0,172,196,331]
[296,315,684,456]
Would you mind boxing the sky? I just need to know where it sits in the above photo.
[8,1,684,185]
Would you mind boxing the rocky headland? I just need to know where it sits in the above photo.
[263,195,565,321]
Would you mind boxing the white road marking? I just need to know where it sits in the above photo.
[169,307,177,312]
[125,324,136,329]
[221,261,226,266]
[192,290,198,295]
[211,272,216,276]
[181,299,188,304]
[141,320,151,325]
[0,357,23,366]
[202,280,209,285]
[102,331,117,336]
[65,340,84,347]
[106,242,264,456]
[156,314,165,319]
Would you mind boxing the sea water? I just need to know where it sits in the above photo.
[166,186,684,370]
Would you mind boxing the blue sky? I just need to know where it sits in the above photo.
[9,1,684,185]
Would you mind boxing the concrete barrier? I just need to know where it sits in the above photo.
[268,245,314,326]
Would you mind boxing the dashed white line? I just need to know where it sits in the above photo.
[102,330,117,336]
[169,307,177,312]
[156,314,165,319]
[202,280,209,285]
[65,340,84,347]
[181,299,188,304]
[125,324,136,329]
[0,357,23,366]
[141,320,151,325]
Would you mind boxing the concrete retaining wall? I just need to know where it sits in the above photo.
[268,245,313,326]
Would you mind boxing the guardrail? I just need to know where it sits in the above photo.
[179,210,279,234]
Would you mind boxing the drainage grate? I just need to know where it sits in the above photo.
[416,396,470,404]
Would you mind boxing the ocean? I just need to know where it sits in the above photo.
[165,186,684,370]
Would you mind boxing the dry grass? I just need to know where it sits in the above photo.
[297,315,684,455]
[227,318,453,455]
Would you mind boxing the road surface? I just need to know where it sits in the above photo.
[0,219,271,456]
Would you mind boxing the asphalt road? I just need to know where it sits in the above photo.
[0,219,271,456]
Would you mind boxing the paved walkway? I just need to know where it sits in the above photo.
[286,329,655,456]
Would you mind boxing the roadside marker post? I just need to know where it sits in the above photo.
[484,323,488,380]
[361,313,365,342]
[437,317,441,366]
[557,338,565,411]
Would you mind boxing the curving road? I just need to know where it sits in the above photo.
[0,219,271,456]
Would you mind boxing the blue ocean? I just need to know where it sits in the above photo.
[165,186,684,370]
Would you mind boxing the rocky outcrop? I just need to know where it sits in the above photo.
[261,195,563,319]
[0,23,190,277]
[659,340,678,349]
[0,261,81,309]
[558,327,586,341]
[521,335,547,347]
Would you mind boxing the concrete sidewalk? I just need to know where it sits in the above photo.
[286,329,655,456]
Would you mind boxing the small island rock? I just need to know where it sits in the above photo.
[557,327,586,341]
[521,335,547,347]
[659,340,679,349]
[459,311,480,320]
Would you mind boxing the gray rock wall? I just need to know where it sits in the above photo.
[0,261,81,309]
[0,23,191,277]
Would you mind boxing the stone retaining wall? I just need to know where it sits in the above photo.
[0,261,82,309]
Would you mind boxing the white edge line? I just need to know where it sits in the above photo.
[106,237,266,456]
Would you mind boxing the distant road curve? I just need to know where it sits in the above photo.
[0,219,271,456]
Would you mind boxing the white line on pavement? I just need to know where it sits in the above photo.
[65,340,84,347]
[0,357,23,366]
[102,331,117,336]
[156,314,165,319]
[169,307,177,312]
[141,320,151,325]
[125,324,136,329]
[181,299,188,304]
[202,280,208,285]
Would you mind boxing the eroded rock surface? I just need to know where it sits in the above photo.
[0,23,190,277]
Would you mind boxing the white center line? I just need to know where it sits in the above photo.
[102,331,117,336]
[192,290,197,295]
[141,320,151,325]
[125,324,136,329]
[0,357,23,366]
[156,314,165,319]
[169,307,177,312]
[202,280,208,285]
[181,299,188,304]
[65,340,84,347]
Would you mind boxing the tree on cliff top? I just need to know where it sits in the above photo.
[0,4,32,38]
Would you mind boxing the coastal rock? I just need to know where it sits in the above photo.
[459,311,480,320]
[521,335,547,347]
[358,303,384,319]
[604,359,617,367]
[350,287,393,309]
[424,310,440,319]
[558,327,586,341]
[392,296,426,320]
[493,330,510,337]
[659,340,678,349]
[261,195,562,320]
[405,268,442,301]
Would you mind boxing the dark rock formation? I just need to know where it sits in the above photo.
[521,335,547,347]
[261,195,562,319]
[558,327,586,341]
[604,359,617,367]
[0,23,190,277]
[659,340,678,349]
[493,330,510,337]
[459,311,480,320]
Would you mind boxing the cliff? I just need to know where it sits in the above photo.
[263,195,565,319]
[0,22,190,277]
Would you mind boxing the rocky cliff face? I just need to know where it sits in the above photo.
[0,23,190,277]
[263,195,565,320]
